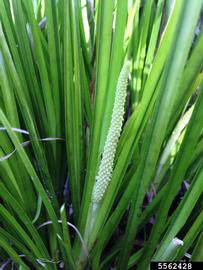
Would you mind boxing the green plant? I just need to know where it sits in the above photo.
[0,0,203,269]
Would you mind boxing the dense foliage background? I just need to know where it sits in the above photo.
[0,0,203,269]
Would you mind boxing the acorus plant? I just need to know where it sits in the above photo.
[0,0,203,269]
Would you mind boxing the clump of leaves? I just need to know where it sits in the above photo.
[0,0,203,269]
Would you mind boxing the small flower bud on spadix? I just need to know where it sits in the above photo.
[92,61,130,203]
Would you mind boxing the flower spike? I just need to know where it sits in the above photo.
[92,61,131,203]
